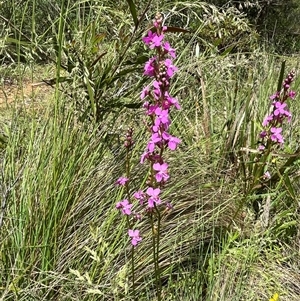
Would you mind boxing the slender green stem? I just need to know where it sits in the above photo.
[150,214,159,297]
[131,245,136,301]
[125,146,131,201]
[155,205,162,301]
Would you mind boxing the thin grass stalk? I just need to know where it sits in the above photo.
[197,66,211,156]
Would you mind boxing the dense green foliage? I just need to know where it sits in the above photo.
[0,1,300,300]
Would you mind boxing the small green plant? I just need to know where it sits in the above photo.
[250,67,297,195]
[48,1,154,125]
[230,64,300,221]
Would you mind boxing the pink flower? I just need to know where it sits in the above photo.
[153,80,162,99]
[142,31,156,45]
[259,131,267,138]
[149,34,164,49]
[154,107,170,128]
[153,162,169,182]
[134,190,146,205]
[140,151,150,164]
[146,187,162,208]
[270,127,284,143]
[115,176,129,186]
[147,105,159,115]
[285,110,292,122]
[164,59,178,78]
[165,202,173,210]
[128,229,142,246]
[144,103,158,115]
[163,92,181,110]
[262,115,274,127]
[116,199,132,215]
[144,57,156,77]
[141,86,149,99]
[270,92,280,100]
[147,133,162,152]
[289,90,296,99]
[162,132,181,150]
[273,101,288,116]
[263,171,271,180]
[163,42,176,58]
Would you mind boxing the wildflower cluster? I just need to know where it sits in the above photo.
[115,13,180,247]
[259,71,296,151]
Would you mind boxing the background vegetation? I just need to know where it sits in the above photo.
[0,0,299,300]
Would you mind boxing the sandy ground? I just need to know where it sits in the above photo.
[0,80,53,107]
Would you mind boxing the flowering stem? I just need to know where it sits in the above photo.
[115,12,181,300]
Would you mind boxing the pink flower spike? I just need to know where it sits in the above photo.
[115,176,129,186]
[153,162,169,182]
[128,229,142,246]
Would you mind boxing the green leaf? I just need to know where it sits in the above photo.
[213,38,223,47]
[147,26,190,34]
[126,0,138,27]
[277,61,286,92]
[124,54,149,65]
[123,103,141,109]
[90,52,107,68]
[4,37,30,46]
[83,67,96,120]
[163,26,190,34]
[220,45,234,56]
[283,174,296,199]
[277,220,297,231]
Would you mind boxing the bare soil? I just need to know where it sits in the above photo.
[0,80,53,107]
